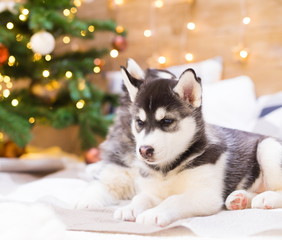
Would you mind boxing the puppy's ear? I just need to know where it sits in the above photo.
[121,66,142,102]
[173,69,202,108]
[126,58,145,80]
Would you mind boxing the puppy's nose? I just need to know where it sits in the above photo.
[139,146,154,159]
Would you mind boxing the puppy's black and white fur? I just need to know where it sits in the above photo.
[77,59,282,227]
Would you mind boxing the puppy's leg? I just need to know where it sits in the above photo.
[252,138,282,209]
[225,190,257,210]
[114,193,161,221]
[76,163,136,209]
[252,191,282,209]
[136,191,223,227]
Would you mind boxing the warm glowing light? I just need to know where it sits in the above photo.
[6,82,13,88]
[154,0,164,8]
[16,34,23,42]
[242,17,251,25]
[11,99,19,106]
[78,80,86,91]
[19,14,27,21]
[93,66,101,73]
[187,22,196,30]
[26,42,32,49]
[144,29,152,37]
[158,56,167,64]
[94,58,101,65]
[6,22,14,30]
[8,56,16,66]
[114,0,124,5]
[115,25,124,33]
[3,76,10,83]
[70,7,77,14]
[22,8,29,15]
[33,53,42,61]
[239,49,249,59]
[63,36,71,44]
[0,132,3,141]
[63,9,70,16]
[73,0,82,7]
[29,117,35,124]
[80,30,86,37]
[65,71,73,78]
[76,99,85,109]
[185,53,194,62]
[110,49,119,58]
[3,89,10,98]
[88,25,95,32]
[42,70,50,78]
[45,55,52,61]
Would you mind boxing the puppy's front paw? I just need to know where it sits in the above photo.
[251,191,278,209]
[225,190,249,210]
[114,206,137,222]
[136,208,172,227]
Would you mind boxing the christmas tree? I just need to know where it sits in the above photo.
[0,0,126,151]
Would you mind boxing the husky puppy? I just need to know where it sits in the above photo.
[76,59,176,209]
[77,60,282,227]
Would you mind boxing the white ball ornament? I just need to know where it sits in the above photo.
[30,31,55,55]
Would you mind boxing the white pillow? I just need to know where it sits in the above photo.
[166,56,223,84]
[202,76,258,132]
[105,56,223,94]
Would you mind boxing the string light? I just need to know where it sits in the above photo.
[242,17,251,25]
[78,79,86,90]
[73,0,82,7]
[19,14,27,21]
[186,22,196,30]
[70,7,77,14]
[110,49,119,58]
[158,56,167,65]
[42,70,50,78]
[80,30,86,37]
[93,66,101,73]
[45,55,52,61]
[22,8,29,15]
[33,53,42,61]
[154,0,164,8]
[76,99,85,109]
[65,71,73,78]
[11,99,19,107]
[115,25,124,33]
[63,36,71,44]
[144,29,152,37]
[3,89,10,98]
[8,56,16,66]
[88,25,95,32]
[114,0,124,6]
[63,9,71,16]
[16,34,23,42]
[29,117,35,124]
[239,49,249,59]
[26,42,32,49]
[185,53,194,62]
[6,22,14,30]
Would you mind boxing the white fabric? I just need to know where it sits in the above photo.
[202,75,258,131]
[166,56,223,84]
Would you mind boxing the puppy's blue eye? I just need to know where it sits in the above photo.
[136,119,145,127]
[160,118,174,126]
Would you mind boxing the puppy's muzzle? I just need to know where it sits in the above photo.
[139,145,154,160]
